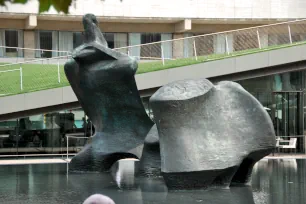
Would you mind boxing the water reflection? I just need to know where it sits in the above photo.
[110,159,137,189]
[252,159,306,204]
[0,159,305,203]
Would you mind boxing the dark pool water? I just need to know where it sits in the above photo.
[0,159,305,204]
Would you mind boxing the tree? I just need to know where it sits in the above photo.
[0,0,103,14]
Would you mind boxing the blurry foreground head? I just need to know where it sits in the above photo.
[83,194,115,204]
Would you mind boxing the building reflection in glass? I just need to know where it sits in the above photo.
[1,70,306,156]
[0,108,94,155]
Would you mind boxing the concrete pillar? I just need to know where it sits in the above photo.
[172,19,192,59]
[25,15,37,29]
[173,33,184,59]
[23,30,35,59]
[175,19,191,33]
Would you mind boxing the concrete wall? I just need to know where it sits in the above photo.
[36,20,175,33]
[0,19,24,29]
[173,33,184,58]
[0,17,262,34]
[1,43,306,117]
[1,0,306,19]
[23,31,35,58]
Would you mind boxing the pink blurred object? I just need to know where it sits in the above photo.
[83,194,115,204]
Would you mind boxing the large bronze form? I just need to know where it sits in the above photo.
[150,79,275,189]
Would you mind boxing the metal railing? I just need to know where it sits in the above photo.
[0,55,71,96]
[0,46,71,61]
[114,19,306,71]
[66,135,91,160]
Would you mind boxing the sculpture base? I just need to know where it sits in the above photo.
[162,166,238,190]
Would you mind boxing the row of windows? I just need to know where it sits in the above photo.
[3,29,304,59]
[0,29,170,58]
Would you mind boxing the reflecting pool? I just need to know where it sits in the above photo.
[0,159,305,204]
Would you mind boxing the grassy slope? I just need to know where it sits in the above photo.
[0,41,305,97]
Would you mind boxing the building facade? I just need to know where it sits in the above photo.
[1,0,306,156]
[1,0,305,60]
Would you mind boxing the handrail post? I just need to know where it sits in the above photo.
[257,29,261,49]
[20,66,23,90]
[66,136,69,160]
[288,24,293,44]
[57,60,61,83]
[161,44,165,65]
[193,39,198,61]
[225,34,230,55]
[16,48,19,62]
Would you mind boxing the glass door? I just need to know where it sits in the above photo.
[272,91,304,152]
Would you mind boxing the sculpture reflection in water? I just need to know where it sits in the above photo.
[68,160,257,204]
[1,160,306,204]
[105,160,257,204]
[64,13,275,189]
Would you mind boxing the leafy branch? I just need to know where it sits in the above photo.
[1,0,76,14]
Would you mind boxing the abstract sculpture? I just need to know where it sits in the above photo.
[150,79,275,189]
[65,14,153,171]
[65,13,275,189]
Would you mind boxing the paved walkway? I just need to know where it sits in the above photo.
[0,158,71,165]
[265,154,306,159]
[0,155,305,166]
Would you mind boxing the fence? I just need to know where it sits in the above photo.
[0,46,71,62]
[114,19,306,74]
[2,19,306,96]
[0,55,71,96]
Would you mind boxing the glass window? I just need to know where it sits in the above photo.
[0,108,93,156]
[104,33,115,49]
[140,33,161,58]
[5,30,18,57]
[73,32,83,49]
[40,31,53,58]
[141,33,161,44]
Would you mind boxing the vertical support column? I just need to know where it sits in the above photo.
[173,33,184,59]
[193,39,198,61]
[16,118,19,156]
[66,136,69,160]
[20,66,23,90]
[225,34,229,55]
[257,29,261,49]
[288,24,293,44]
[297,92,304,153]
[23,31,36,59]
[161,44,165,65]
[57,60,61,83]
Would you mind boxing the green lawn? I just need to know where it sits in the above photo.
[0,41,305,97]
